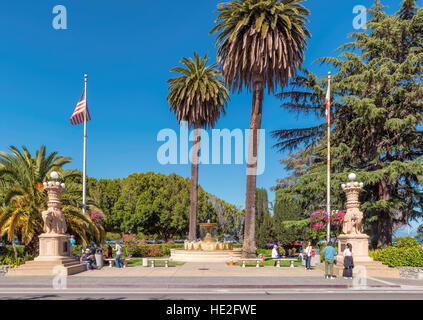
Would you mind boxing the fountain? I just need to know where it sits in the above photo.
[170,220,241,262]
[183,221,233,251]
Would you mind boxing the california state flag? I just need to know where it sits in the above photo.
[325,79,331,123]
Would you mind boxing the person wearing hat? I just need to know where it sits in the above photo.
[80,248,93,271]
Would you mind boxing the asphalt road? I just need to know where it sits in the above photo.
[2,273,423,300]
[1,288,423,300]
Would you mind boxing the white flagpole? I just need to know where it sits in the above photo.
[82,74,88,215]
[326,72,331,243]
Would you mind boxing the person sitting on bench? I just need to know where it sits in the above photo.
[80,249,93,270]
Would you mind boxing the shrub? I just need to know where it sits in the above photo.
[0,246,34,268]
[105,232,121,241]
[370,237,423,267]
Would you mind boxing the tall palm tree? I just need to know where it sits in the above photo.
[167,52,230,241]
[211,0,310,257]
[0,146,102,255]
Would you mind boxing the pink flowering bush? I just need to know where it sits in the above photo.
[309,210,345,241]
[87,210,104,226]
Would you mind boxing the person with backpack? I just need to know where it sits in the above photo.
[323,241,338,279]
[304,241,313,271]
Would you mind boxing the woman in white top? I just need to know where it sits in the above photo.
[343,243,354,279]
[304,241,312,271]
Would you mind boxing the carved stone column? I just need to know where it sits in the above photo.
[35,171,70,262]
[337,173,372,263]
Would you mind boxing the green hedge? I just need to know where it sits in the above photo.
[73,243,185,258]
[0,246,34,268]
[369,238,423,267]
[124,243,184,257]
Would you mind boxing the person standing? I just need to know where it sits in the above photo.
[69,235,76,258]
[114,243,123,268]
[343,243,354,279]
[304,241,312,271]
[323,241,337,279]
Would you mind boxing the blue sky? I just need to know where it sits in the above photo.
[0,0,420,233]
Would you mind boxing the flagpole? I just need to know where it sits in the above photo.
[82,74,88,215]
[326,72,331,243]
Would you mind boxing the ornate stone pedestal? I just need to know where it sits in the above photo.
[337,234,372,263]
[324,174,400,278]
[35,233,71,262]
[8,172,86,276]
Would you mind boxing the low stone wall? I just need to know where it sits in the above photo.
[398,267,423,280]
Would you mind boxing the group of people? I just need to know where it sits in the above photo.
[271,245,296,265]
[272,240,354,279]
[69,235,124,271]
[322,241,354,279]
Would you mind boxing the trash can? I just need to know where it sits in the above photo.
[311,249,321,266]
[142,258,148,267]
[95,247,104,269]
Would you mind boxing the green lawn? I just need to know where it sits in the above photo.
[127,257,185,267]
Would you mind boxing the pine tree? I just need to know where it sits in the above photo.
[255,188,269,243]
[256,211,274,249]
[272,0,423,247]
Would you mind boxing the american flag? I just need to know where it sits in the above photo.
[325,77,331,123]
[70,88,91,125]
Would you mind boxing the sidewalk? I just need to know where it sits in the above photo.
[75,262,324,278]
[2,262,421,288]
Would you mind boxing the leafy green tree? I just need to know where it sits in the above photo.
[98,172,243,240]
[416,224,423,239]
[211,0,311,257]
[167,52,229,241]
[274,219,309,246]
[273,196,304,221]
[256,211,273,249]
[272,0,423,246]
[255,188,269,231]
[273,147,318,190]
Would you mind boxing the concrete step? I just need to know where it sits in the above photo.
[7,262,86,276]
[22,261,78,266]
[318,261,400,278]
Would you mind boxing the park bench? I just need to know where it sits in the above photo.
[273,258,297,268]
[149,258,169,268]
[240,258,263,268]
[105,257,131,268]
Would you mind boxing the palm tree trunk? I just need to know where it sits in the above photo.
[242,77,264,258]
[188,123,201,241]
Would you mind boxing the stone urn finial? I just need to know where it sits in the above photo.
[41,171,67,234]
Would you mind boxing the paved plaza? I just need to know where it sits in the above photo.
[1,262,423,300]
